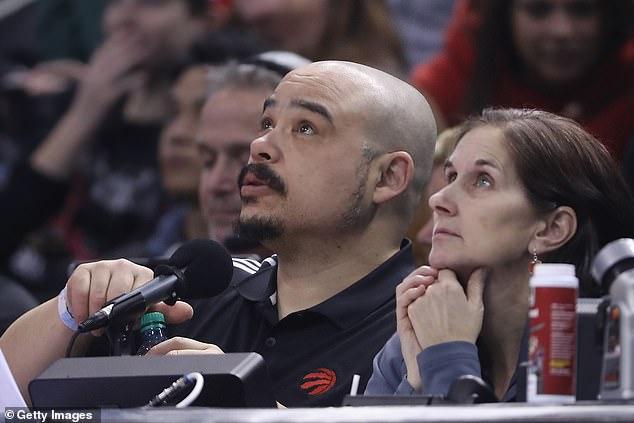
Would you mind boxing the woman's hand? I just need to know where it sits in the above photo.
[71,31,149,123]
[408,268,487,350]
[396,266,438,390]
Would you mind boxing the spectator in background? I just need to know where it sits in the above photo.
[116,64,210,260]
[412,0,634,159]
[0,0,214,332]
[231,0,406,76]
[0,64,213,335]
[385,0,457,72]
[0,0,243,302]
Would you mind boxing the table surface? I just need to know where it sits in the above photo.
[100,402,634,423]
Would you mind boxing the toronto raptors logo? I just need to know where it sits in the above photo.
[300,368,337,395]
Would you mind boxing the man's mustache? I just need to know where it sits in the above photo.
[238,163,286,195]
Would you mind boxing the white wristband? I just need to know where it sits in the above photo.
[57,286,78,331]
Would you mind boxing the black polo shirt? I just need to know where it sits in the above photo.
[172,240,414,407]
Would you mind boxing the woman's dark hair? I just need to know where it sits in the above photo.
[456,107,634,296]
[466,0,634,114]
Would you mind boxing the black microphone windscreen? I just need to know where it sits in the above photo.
[168,239,233,299]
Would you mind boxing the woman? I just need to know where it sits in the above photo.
[365,108,634,400]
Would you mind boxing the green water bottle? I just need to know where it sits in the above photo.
[136,312,169,355]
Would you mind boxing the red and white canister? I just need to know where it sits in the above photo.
[527,263,578,403]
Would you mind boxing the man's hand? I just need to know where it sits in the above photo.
[66,259,193,334]
[145,337,224,356]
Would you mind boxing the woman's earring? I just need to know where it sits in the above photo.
[529,249,542,275]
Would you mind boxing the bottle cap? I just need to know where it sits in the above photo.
[140,312,166,331]
[533,263,575,276]
[530,263,578,288]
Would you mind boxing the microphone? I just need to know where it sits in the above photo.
[78,239,233,332]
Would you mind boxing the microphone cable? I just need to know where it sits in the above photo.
[143,372,204,408]
[65,330,82,358]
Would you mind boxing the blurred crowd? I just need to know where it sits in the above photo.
[0,0,632,334]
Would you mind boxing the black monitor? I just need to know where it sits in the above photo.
[576,298,603,401]
[29,353,276,408]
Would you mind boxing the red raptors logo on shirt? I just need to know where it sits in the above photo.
[300,368,337,395]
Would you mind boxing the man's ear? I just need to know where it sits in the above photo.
[532,206,577,253]
[372,151,414,204]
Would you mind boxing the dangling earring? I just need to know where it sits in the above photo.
[529,248,542,275]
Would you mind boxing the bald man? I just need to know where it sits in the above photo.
[1,61,437,407]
